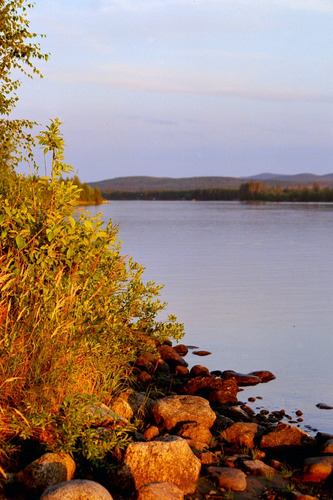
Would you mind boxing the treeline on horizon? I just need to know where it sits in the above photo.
[99,181,333,202]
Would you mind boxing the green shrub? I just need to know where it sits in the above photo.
[0,119,184,461]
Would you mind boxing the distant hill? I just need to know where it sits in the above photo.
[89,173,333,192]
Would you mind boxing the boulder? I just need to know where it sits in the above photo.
[177,422,212,444]
[17,453,75,494]
[207,466,247,491]
[221,422,265,449]
[260,423,315,449]
[152,395,216,431]
[116,436,201,494]
[40,479,112,499]
[301,456,333,482]
[137,482,184,500]
[221,370,261,386]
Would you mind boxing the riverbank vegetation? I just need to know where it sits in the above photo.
[0,1,183,466]
[100,181,333,202]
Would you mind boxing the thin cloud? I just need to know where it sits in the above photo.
[50,65,333,104]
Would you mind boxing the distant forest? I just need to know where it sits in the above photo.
[100,182,333,202]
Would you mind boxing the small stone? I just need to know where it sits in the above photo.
[316,402,333,410]
[321,439,333,454]
[192,350,211,356]
[143,425,160,441]
[174,365,189,376]
[248,370,276,383]
[173,344,189,357]
[221,422,265,449]
[177,422,212,444]
[137,370,152,383]
[190,365,210,377]
[242,459,276,477]
[291,491,319,500]
[198,452,218,465]
[295,410,303,416]
[248,397,256,402]
[207,466,247,491]
[221,370,261,386]
[137,482,184,500]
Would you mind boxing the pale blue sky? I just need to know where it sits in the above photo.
[14,0,333,182]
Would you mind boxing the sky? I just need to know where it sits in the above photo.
[13,0,333,182]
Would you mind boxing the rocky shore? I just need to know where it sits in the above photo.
[1,341,332,500]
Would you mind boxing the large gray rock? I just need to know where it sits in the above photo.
[152,395,216,431]
[137,482,184,500]
[17,453,75,494]
[40,479,113,499]
[260,423,315,449]
[116,436,201,494]
[221,422,265,449]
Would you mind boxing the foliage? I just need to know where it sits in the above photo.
[0,1,48,176]
[0,1,184,464]
[0,119,184,463]
[72,175,104,205]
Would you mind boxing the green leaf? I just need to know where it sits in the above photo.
[15,234,25,250]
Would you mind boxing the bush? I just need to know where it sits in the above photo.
[0,119,184,461]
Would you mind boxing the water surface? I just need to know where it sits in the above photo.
[87,201,333,433]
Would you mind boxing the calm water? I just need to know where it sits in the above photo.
[87,201,333,434]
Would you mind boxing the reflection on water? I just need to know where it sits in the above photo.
[88,201,333,433]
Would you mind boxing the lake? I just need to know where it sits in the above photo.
[86,201,333,434]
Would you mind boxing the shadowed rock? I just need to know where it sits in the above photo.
[17,453,75,495]
[207,466,247,491]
